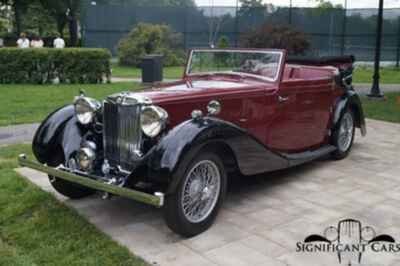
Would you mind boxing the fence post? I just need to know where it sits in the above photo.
[396,16,400,68]
[288,0,292,25]
[235,1,239,47]
[340,7,347,55]
[183,6,187,50]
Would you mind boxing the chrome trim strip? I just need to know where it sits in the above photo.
[18,154,164,207]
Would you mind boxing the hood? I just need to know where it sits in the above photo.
[128,78,275,104]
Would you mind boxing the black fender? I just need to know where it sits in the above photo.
[147,117,289,193]
[32,105,87,166]
[332,90,367,136]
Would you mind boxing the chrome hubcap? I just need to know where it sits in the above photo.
[181,160,221,223]
[338,112,354,152]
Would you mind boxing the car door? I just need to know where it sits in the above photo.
[266,78,334,153]
[300,78,335,147]
[266,81,310,152]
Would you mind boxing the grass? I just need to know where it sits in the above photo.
[111,63,184,79]
[353,67,400,84]
[0,144,147,266]
[0,82,142,127]
[361,92,400,123]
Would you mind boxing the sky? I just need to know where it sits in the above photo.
[195,0,400,9]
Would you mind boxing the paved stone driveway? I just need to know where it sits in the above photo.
[16,119,400,266]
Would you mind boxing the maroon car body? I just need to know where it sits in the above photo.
[28,48,366,237]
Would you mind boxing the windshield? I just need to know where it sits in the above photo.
[186,49,283,82]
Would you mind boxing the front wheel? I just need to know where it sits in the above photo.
[331,109,355,160]
[164,152,227,237]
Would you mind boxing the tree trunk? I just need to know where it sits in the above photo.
[14,0,23,35]
[68,10,78,47]
[56,15,67,38]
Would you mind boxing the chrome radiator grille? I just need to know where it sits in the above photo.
[103,101,142,170]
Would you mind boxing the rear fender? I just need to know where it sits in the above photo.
[332,90,366,136]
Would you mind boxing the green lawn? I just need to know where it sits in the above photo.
[361,92,400,123]
[0,82,142,127]
[111,63,184,79]
[0,144,147,266]
[353,67,400,84]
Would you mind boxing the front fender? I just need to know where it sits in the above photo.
[147,117,289,190]
[333,90,366,136]
[33,105,87,165]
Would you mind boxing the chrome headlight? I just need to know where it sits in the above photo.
[140,105,168,138]
[74,96,101,125]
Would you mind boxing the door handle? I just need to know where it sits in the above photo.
[278,95,289,103]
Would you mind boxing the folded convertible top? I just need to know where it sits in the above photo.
[286,55,355,66]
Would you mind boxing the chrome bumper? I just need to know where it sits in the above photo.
[18,154,164,207]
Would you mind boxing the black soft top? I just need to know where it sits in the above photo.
[286,55,355,66]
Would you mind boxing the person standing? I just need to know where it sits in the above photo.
[17,32,30,49]
[53,34,65,49]
[31,35,44,48]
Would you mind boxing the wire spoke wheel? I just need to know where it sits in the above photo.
[337,112,354,152]
[181,160,221,223]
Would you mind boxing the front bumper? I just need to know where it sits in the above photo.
[18,154,164,207]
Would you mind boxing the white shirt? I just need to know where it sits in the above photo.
[53,38,65,49]
[17,38,30,49]
[31,40,44,48]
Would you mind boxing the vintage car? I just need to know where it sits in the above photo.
[19,48,366,237]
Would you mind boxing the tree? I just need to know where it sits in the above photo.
[39,0,68,37]
[237,0,267,29]
[0,0,31,35]
[39,0,80,46]
[117,23,184,67]
[241,23,310,55]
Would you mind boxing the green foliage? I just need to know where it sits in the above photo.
[117,23,184,67]
[315,0,343,9]
[237,0,266,21]
[0,48,111,84]
[217,36,230,48]
[0,18,9,33]
[23,1,58,37]
[241,24,310,55]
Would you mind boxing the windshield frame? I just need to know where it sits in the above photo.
[185,48,285,83]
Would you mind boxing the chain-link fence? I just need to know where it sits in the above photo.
[81,3,400,63]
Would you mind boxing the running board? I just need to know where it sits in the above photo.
[282,145,337,167]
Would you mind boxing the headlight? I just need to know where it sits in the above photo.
[74,96,101,125]
[140,106,168,138]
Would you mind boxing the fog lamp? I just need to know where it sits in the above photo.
[77,147,96,172]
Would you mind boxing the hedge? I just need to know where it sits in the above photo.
[0,48,111,84]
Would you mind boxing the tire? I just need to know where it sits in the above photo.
[331,109,355,160]
[49,176,95,199]
[164,152,227,237]
[48,151,95,200]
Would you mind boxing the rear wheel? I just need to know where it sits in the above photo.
[331,109,355,160]
[48,152,95,199]
[164,152,227,237]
